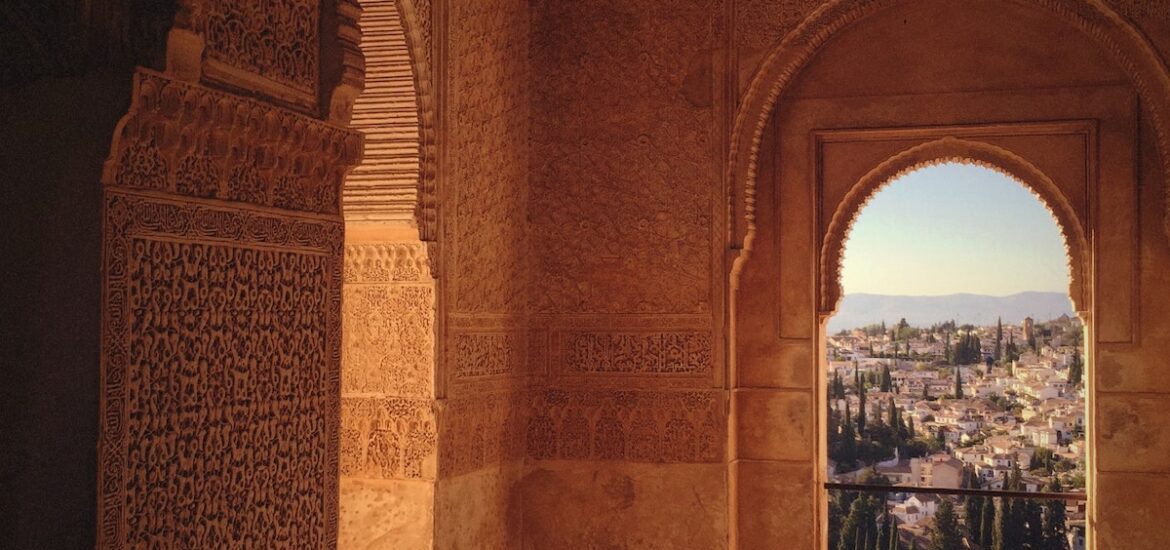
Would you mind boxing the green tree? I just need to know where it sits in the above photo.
[881,363,893,392]
[858,378,868,435]
[1067,348,1083,387]
[979,496,995,547]
[995,317,1004,361]
[930,499,963,550]
[1042,478,1069,550]
[953,367,964,399]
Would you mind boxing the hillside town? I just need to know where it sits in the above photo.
[826,315,1086,550]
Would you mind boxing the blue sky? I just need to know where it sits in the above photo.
[840,162,1070,296]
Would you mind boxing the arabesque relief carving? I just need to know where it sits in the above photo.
[193,0,320,106]
[341,397,437,480]
[343,283,433,398]
[561,331,713,376]
[529,0,716,315]
[102,70,362,215]
[526,389,725,463]
[451,333,526,380]
[99,193,343,548]
[98,66,358,548]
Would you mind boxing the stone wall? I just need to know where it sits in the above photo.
[434,0,531,547]
[525,0,731,546]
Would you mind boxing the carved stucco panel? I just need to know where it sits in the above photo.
[529,0,717,315]
[447,0,529,313]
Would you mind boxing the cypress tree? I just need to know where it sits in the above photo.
[954,367,964,399]
[1042,478,1069,550]
[980,495,995,547]
[996,317,1003,360]
[881,363,893,392]
[888,517,900,550]
[1067,348,1083,388]
[858,379,868,435]
[930,499,963,550]
[1023,499,1044,550]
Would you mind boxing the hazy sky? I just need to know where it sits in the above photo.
[840,162,1070,296]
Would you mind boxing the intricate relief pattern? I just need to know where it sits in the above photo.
[451,333,526,379]
[343,284,433,398]
[526,389,725,463]
[103,70,362,214]
[439,392,527,476]
[1106,0,1170,21]
[343,243,429,284]
[736,0,824,51]
[99,192,342,548]
[196,0,320,100]
[448,0,529,312]
[561,331,713,376]
[530,0,715,314]
[340,397,437,480]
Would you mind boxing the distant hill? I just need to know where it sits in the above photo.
[828,292,1075,332]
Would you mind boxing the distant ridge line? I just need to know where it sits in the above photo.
[828,291,1075,332]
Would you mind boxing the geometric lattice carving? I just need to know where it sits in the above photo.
[448,0,529,313]
[102,70,362,215]
[526,389,725,463]
[99,192,342,548]
[561,331,713,376]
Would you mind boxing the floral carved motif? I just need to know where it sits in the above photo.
[561,331,713,376]
[342,284,433,398]
[103,70,362,214]
[340,397,437,480]
[526,389,725,463]
[99,192,342,548]
[451,333,526,380]
[194,0,320,106]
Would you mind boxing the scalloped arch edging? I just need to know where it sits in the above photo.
[818,137,1090,318]
[729,0,1170,267]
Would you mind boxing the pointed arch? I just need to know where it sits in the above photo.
[728,0,1170,265]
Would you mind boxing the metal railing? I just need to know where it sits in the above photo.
[825,482,1087,501]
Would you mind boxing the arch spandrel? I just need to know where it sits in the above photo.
[728,0,1170,264]
[817,137,1090,319]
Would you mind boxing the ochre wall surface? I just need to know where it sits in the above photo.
[524,0,730,546]
[434,0,531,547]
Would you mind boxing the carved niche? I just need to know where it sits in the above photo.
[98,69,360,548]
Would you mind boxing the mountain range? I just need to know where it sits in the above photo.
[828,291,1075,332]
